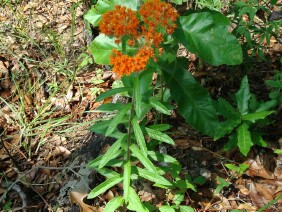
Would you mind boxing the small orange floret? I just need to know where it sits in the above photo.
[139,0,179,46]
[99,5,140,42]
[110,46,154,76]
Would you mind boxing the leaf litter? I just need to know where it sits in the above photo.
[0,0,282,211]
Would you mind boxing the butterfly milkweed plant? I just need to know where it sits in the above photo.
[85,0,243,211]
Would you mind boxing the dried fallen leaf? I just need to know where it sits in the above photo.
[55,146,71,157]
[246,159,274,179]
[69,191,96,212]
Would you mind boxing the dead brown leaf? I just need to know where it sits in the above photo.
[69,191,96,212]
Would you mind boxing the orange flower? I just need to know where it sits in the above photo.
[110,46,154,76]
[139,0,179,46]
[99,5,140,43]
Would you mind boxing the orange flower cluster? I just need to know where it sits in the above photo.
[100,0,179,76]
[99,5,140,42]
[110,46,154,76]
[140,0,179,46]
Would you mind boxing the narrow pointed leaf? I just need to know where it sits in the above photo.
[149,97,171,115]
[123,160,131,203]
[104,196,124,212]
[99,134,126,168]
[242,111,274,122]
[136,167,174,187]
[96,87,130,102]
[145,128,175,145]
[235,76,250,115]
[128,187,146,212]
[237,123,253,156]
[106,104,131,136]
[88,175,123,199]
[132,116,147,155]
[130,144,157,174]
[134,77,142,119]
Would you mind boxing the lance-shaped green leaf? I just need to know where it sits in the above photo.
[123,160,131,203]
[149,97,171,115]
[88,175,123,199]
[235,76,250,115]
[127,187,146,212]
[106,104,131,136]
[132,116,147,155]
[237,123,253,156]
[145,128,175,145]
[104,196,124,212]
[99,134,126,168]
[161,58,219,137]
[242,111,274,122]
[174,11,242,65]
[96,87,130,102]
[135,167,174,188]
[130,144,157,174]
[134,77,142,119]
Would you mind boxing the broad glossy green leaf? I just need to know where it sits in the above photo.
[84,0,140,27]
[123,160,131,203]
[88,175,123,199]
[104,196,124,212]
[106,104,131,136]
[161,58,219,137]
[99,134,126,168]
[89,34,118,65]
[132,116,147,155]
[84,0,115,27]
[235,76,250,115]
[149,97,171,115]
[130,144,157,174]
[145,128,175,145]
[237,123,253,156]
[242,111,274,122]
[174,12,242,65]
[128,187,146,212]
